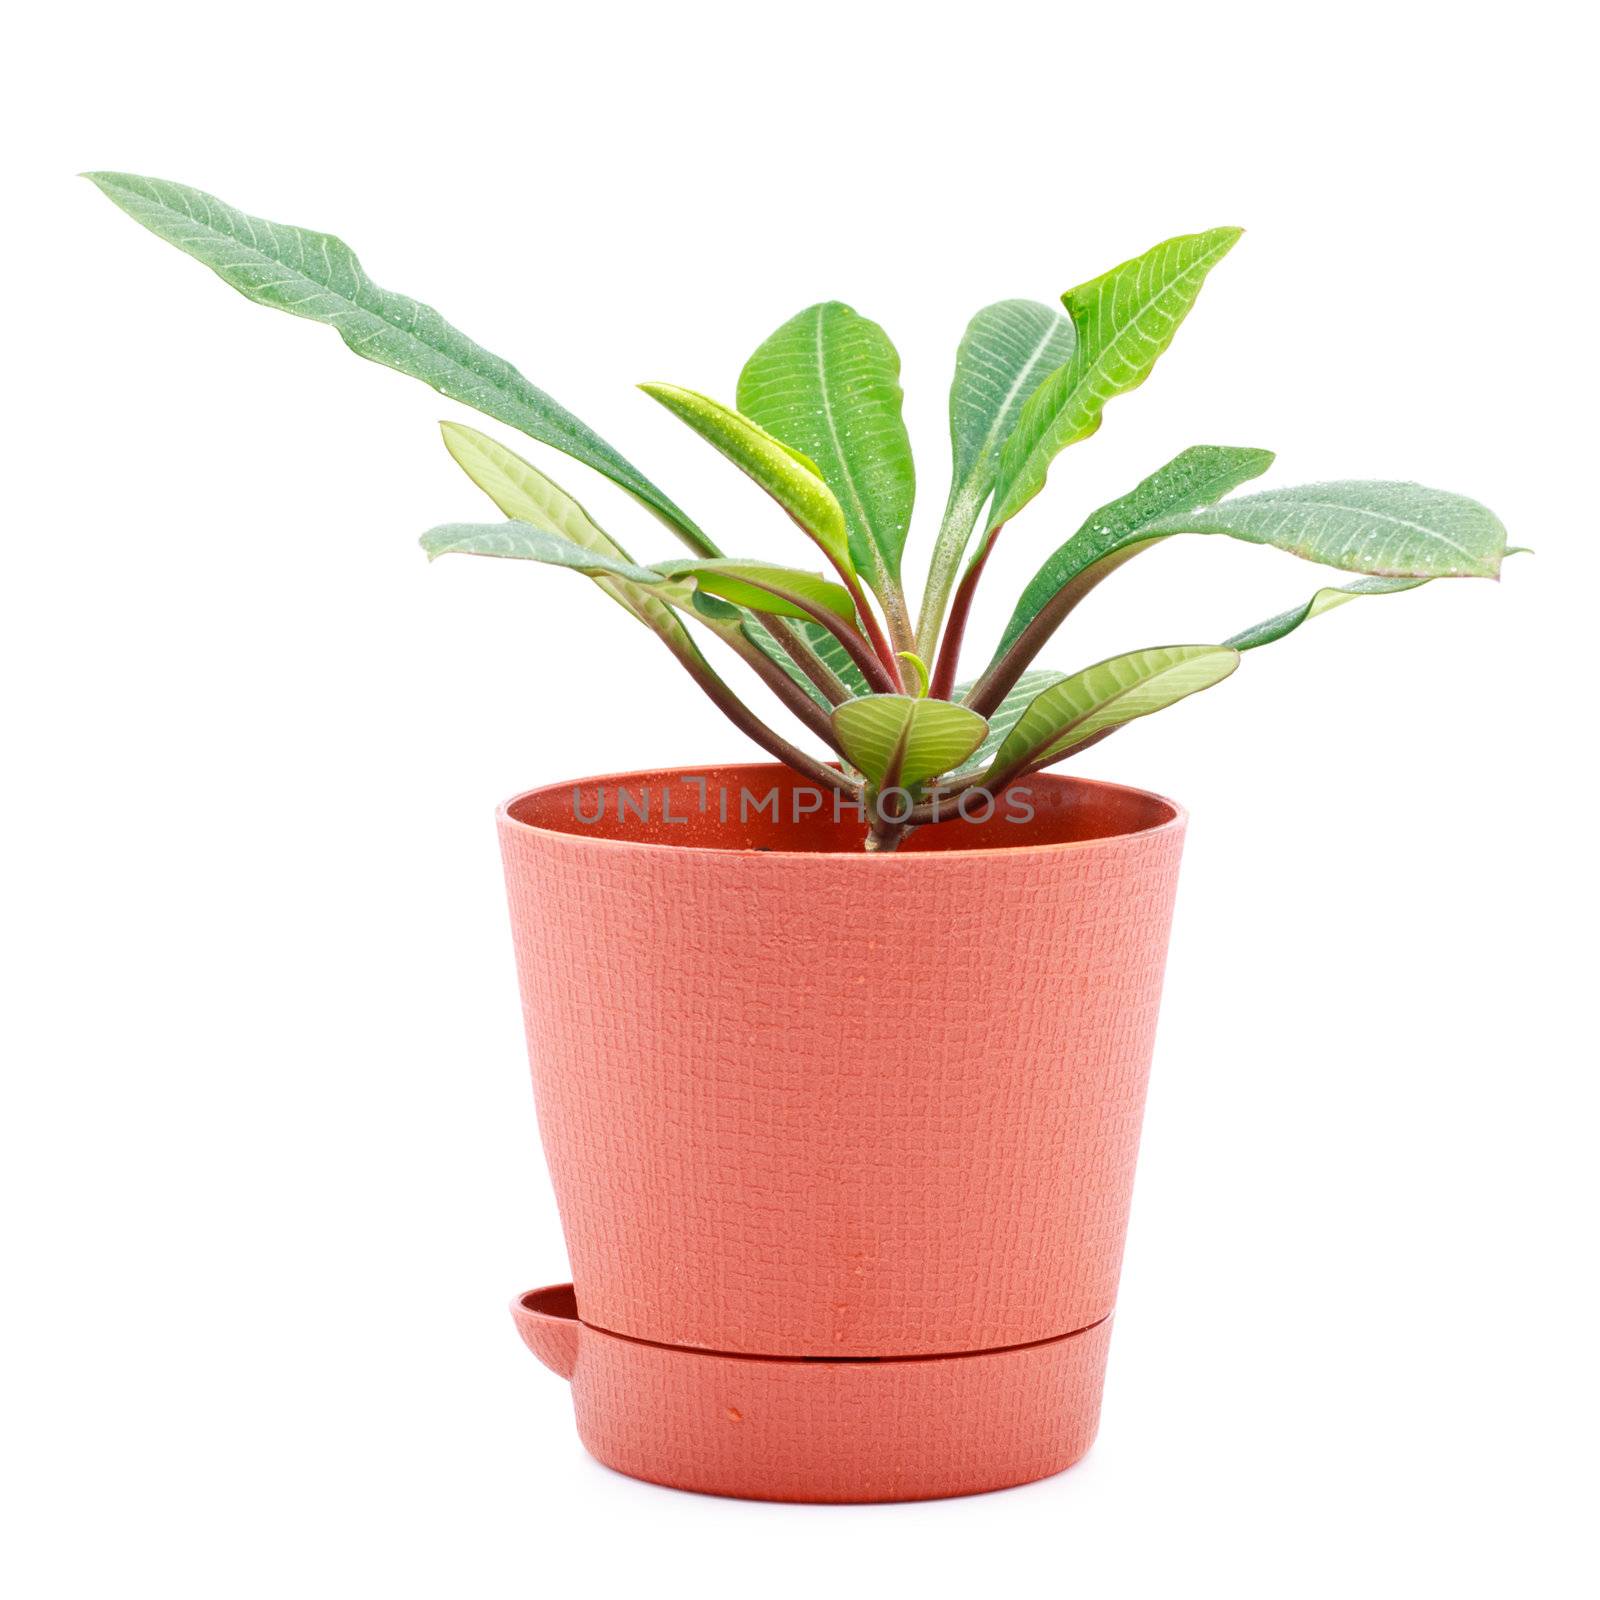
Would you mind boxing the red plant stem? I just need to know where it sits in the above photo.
[929,528,1000,701]
[779,588,899,695]
[963,545,1139,720]
[761,616,851,705]
[845,575,905,692]
[718,626,842,747]
[800,512,904,693]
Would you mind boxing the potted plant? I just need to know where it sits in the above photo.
[87,173,1516,1503]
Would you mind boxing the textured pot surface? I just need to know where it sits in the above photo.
[500,764,1185,1361]
[513,1285,1113,1503]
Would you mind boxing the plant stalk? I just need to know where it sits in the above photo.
[864,813,911,852]
[782,587,899,695]
[929,530,1000,701]
[914,476,990,662]
[760,616,852,705]
[877,574,917,658]
[965,544,1147,718]
[671,639,861,795]
[841,573,905,692]
[800,509,905,692]
[713,622,843,746]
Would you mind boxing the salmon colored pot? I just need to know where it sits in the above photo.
[499,763,1186,1502]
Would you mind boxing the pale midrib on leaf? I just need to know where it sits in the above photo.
[157,197,563,436]
[968,318,1066,493]
[90,174,714,555]
[1017,246,1225,483]
[1231,497,1483,567]
[812,306,880,576]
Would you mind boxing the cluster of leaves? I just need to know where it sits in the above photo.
[89,174,1514,850]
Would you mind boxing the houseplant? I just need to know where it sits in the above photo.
[88,173,1514,1501]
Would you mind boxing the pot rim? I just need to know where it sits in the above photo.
[498,762,1186,861]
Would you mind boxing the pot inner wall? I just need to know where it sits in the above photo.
[505,764,1180,854]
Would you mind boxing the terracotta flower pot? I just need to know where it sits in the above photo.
[500,762,1186,1502]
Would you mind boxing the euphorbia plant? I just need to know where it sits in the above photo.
[88,174,1516,850]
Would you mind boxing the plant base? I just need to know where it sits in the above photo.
[513,1285,1112,1503]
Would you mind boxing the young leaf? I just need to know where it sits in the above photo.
[989,227,1242,528]
[989,445,1277,663]
[655,559,857,622]
[737,303,915,600]
[1143,481,1509,578]
[1226,576,1425,651]
[639,383,854,577]
[984,646,1240,783]
[85,172,715,556]
[831,695,989,790]
[896,652,932,699]
[419,521,665,581]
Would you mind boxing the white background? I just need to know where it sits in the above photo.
[4,3,1596,1595]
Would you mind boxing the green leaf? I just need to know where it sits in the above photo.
[737,302,915,596]
[896,651,932,699]
[989,446,1277,663]
[948,300,1077,515]
[419,521,665,582]
[952,669,1068,773]
[441,421,636,559]
[986,646,1239,781]
[85,172,714,556]
[831,695,989,790]
[656,559,857,623]
[915,300,1080,657]
[639,383,854,577]
[1226,576,1425,651]
[437,420,693,642]
[1143,481,1509,578]
[1223,547,1529,652]
[989,227,1242,528]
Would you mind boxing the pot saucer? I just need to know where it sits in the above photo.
[513,1284,1112,1504]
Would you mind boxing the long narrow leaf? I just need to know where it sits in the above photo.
[439,420,694,643]
[1144,481,1508,578]
[420,521,664,581]
[989,227,1242,528]
[640,383,854,577]
[1225,547,1528,652]
[86,172,714,555]
[1226,576,1425,651]
[655,559,857,623]
[989,445,1276,664]
[984,646,1239,783]
[951,669,1068,774]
